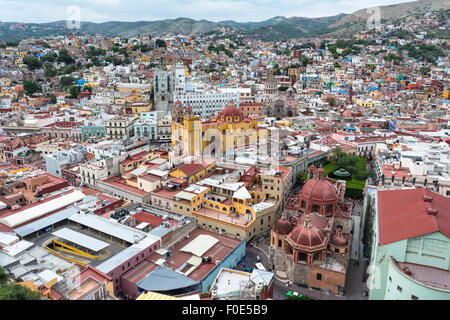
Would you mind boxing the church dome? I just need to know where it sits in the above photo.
[273,217,293,235]
[220,101,243,122]
[331,226,348,246]
[287,223,327,249]
[300,178,338,204]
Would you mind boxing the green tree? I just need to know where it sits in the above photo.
[42,53,57,62]
[44,63,57,78]
[0,267,40,300]
[23,56,42,71]
[63,64,78,74]
[48,94,57,104]
[0,267,8,284]
[69,85,80,99]
[60,76,74,87]
[0,283,41,300]
[326,97,336,107]
[58,48,74,64]
[23,80,42,96]
[155,39,166,48]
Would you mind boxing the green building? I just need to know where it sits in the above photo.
[367,188,450,300]
[81,126,106,141]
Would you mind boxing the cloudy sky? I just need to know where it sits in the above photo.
[0,0,414,23]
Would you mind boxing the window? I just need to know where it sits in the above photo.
[397,286,402,292]
[316,273,322,281]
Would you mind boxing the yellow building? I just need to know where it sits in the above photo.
[169,157,216,184]
[356,99,377,108]
[443,90,450,99]
[171,100,268,157]
[123,102,152,114]
[173,184,210,215]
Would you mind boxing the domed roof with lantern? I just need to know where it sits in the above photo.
[331,225,348,247]
[219,101,243,122]
[300,167,338,204]
[286,215,327,249]
[273,216,293,235]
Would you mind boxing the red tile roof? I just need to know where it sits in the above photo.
[377,189,450,246]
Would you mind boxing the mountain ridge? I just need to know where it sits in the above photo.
[0,0,448,41]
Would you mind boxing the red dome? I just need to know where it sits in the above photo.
[273,217,293,235]
[331,233,348,246]
[220,102,243,121]
[287,224,327,249]
[300,178,338,203]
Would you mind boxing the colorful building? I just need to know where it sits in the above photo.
[367,188,450,300]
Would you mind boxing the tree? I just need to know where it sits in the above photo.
[330,147,367,181]
[326,97,336,107]
[0,283,41,300]
[0,267,8,284]
[23,56,42,71]
[48,94,57,104]
[0,267,40,300]
[298,54,309,67]
[60,76,74,87]
[155,39,166,48]
[69,85,80,99]
[44,63,57,78]
[58,49,74,64]
[23,80,42,96]
[63,64,79,74]
[41,53,57,62]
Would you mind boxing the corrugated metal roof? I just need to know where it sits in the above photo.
[14,206,78,237]
[0,191,85,228]
[180,234,218,257]
[137,266,199,291]
[68,213,147,244]
[52,228,110,252]
[95,232,160,274]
